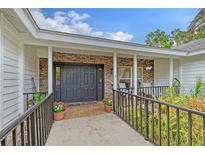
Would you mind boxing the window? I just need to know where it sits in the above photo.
[118,66,143,88]
[98,66,103,84]
[56,66,61,86]
[118,66,132,88]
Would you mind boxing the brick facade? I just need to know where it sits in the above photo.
[39,52,154,100]
[39,58,48,92]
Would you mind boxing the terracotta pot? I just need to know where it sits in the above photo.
[104,105,112,112]
[54,111,65,121]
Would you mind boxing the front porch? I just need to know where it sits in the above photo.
[22,44,180,105]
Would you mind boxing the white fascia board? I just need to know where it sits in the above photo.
[187,49,205,56]
[36,30,186,57]
[13,8,186,57]
[22,38,182,59]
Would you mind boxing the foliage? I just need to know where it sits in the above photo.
[172,78,182,88]
[53,103,65,112]
[191,79,204,99]
[193,26,205,40]
[171,28,192,46]
[146,26,205,48]
[145,29,173,48]
[32,92,45,103]
[131,80,205,145]
[156,80,205,145]
[145,9,205,47]
[105,100,112,106]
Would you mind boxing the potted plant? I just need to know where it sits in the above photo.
[104,100,112,112]
[53,102,65,121]
[58,101,68,111]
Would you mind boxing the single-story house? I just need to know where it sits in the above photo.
[0,8,205,131]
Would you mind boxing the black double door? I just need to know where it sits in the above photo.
[61,65,97,102]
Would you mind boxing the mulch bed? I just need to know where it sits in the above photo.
[64,102,106,120]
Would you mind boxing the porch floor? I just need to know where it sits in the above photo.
[64,102,105,120]
[46,113,152,146]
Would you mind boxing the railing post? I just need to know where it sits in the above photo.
[203,116,205,146]
[176,108,180,146]
[30,112,36,146]
[26,94,29,110]
[113,90,115,113]
[188,112,192,146]
[145,99,149,140]
[21,122,24,146]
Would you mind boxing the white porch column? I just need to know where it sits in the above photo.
[48,46,53,94]
[113,52,117,90]
[169,58,174,85]
[179,59,182,83]
[133,54,138,95]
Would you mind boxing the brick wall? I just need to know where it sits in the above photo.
[39,52,154,100]
[39,58,48,92]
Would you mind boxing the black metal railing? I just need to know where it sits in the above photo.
[113,90,205,146]
[24,92,48,110]
[0,93,54,146]
[137,86,169,98]
[119,85,180,99]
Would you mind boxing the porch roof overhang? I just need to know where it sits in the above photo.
[10,8,188,58]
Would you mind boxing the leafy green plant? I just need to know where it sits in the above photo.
[32,92,45,103]
[164,85,176,99]
[191,79,204,99]
[172,78,181,88]
[105,100,112,106]
[53,103,65,112]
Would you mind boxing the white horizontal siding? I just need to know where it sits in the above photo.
[181,54,205,94]
[2,34,20,128]
[154,58,169,86]
[23,46,39,93]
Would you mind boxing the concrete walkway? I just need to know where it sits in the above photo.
[46,113,152,146]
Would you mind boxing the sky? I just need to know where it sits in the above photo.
[30,8,199,44]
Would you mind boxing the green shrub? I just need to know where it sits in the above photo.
[127,106,204,146]
[118,80,205,146]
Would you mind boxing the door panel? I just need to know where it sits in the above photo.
[62,65,81,102]
[61,65,97,103]
[80,66,96,101]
